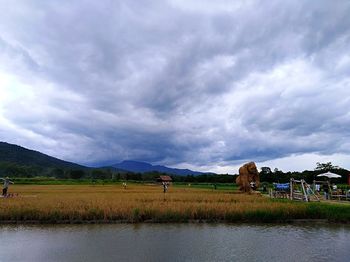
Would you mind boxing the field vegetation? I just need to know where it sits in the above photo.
[0,184,349,223]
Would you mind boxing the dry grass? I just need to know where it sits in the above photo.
[0,184,348,223]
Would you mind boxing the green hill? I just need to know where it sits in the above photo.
[0,141,86,170]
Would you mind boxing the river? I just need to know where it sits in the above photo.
[0,224,349,262]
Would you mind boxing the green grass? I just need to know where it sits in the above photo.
[12,178,127,185]
[11,178,239,190]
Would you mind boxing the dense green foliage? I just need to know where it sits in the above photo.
[259,164,349,184]
[1,161,348,185]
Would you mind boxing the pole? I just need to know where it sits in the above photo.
[301,179,308,202]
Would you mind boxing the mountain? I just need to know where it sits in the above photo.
[0,141,86,169]
[0,141,210,176]
[111,160,207,176]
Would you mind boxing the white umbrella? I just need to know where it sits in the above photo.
[317,172,341,178]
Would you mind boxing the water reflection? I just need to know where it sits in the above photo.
[0,224,349,262]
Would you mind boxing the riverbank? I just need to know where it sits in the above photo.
[0,184,349,224]
[0,218,336,225]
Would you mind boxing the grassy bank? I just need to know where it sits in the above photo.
[11,178,239,190]
[11,178,123,185]
[0,184,349,223]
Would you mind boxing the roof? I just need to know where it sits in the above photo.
[158,175,172,181]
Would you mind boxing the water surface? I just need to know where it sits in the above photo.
[0,224,349,262]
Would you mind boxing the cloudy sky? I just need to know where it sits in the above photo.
[1,0,350,173]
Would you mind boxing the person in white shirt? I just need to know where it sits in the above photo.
[315,184,320,192]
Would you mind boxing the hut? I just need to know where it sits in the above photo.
[156,175,172,184]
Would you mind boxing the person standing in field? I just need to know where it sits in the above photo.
[1,177,14,197]
[162,182,167,193]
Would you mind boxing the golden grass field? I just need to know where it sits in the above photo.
[0,184,349,223]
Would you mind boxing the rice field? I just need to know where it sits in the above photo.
[0,184,349,223]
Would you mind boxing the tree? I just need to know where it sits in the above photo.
[69,169,85,179]
[315,162,339,172]
[261,167,272,174]
[259,166,274,183]
[91,169,111,180]
[50,168,66,178]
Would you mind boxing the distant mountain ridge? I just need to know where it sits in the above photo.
[111,160,207,176]
[0,141,86,169]
[0,141,211,176]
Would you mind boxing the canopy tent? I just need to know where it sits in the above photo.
[317,172,341,179]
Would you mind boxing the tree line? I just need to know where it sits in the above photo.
[0,161,348,184]
[260,162,349,184]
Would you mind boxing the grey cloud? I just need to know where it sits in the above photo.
[0,0,350,170]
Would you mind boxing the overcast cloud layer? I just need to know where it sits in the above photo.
[1,0,350,173]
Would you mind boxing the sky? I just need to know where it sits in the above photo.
[0,0,350,174]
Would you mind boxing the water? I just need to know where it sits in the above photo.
[0,224,349,262]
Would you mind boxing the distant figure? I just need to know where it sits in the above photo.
[305,183,312,195]
[315,184,320,192]
[122,182,127,189]
[213,183,217,190]
[1,177,14,197]
[262,184,267,192]
[332,184,337,190]
[250,181,257,190]
[162,182,168,193]
[322,183,329,200]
